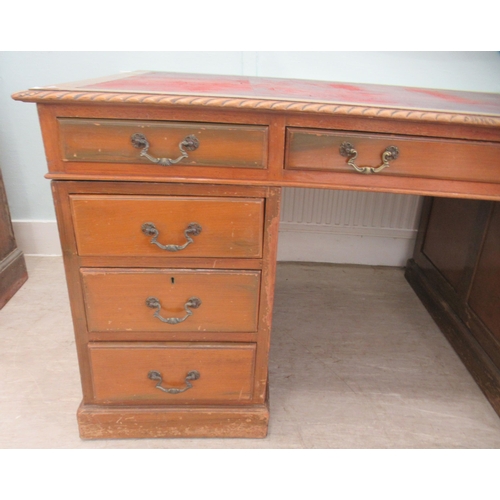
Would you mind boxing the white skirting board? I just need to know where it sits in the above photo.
[13,190,424,266]
[12,220,62,256]
[277,225,418,266]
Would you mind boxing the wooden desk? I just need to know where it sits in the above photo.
[13,72,500,439]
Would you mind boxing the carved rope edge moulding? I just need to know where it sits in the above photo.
[11,90,500,127]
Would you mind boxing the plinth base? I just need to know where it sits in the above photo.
[77,402,269,439]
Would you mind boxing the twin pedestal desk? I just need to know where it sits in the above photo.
[13,72,500,439]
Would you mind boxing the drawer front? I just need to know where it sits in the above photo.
[58,118,268,169]
[286,128,500,184]
[88,343,256,404]
[71,195,264,258]
[82,269,261,333]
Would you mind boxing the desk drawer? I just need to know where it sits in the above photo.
[70,195,264,258]
[286,128,500,184]
[81,269,261,333]
[58,118,268,169]
[88,343,256,404]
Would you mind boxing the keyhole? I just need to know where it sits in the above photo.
[171,277,175,284]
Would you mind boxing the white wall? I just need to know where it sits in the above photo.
[1,52,500,262]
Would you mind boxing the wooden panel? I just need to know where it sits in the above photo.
[70,195,264,258]
[422,197,482,291]
[77,402,269,439]
[81,268,261,333]
[88,343,256,404]
[405,259,500,418]
[0,168,27,309]
[286,128,500,184]
[58,118,268,168]
[408,197,500,418]
[0,249,28,310]
[468,204,500,342]
[0,177,16,261]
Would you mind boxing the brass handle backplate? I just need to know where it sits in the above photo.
[148,370,200,394]
[340,142,399,174]
[141,222,202,252]
[131,133,199,166]
[146,296,202,324]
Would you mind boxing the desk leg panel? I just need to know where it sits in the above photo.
[253,187,281,402]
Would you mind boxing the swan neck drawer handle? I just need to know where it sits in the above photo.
[141,222,202,252]
[131,133,199,166]
[148,370,200,394]
[340,142,399,174]
[146,296,202,324]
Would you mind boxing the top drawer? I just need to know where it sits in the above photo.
[286,128,500,184]
[58,118,269,169]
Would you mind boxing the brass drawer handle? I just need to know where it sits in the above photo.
[146,296,202,324]
[131,133,199,166]
[141,222,202,251]
[148,369,200,394]
[340,142,399,174]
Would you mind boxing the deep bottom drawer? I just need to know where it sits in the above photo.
[88,343,256,404]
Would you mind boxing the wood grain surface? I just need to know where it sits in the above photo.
[88,342,256,404]
[58,118,268,168]
[77,402,269,439]
[81,268,261,333]
[468,203,500,342]
[70,194,265,258]
[286,128,500,184]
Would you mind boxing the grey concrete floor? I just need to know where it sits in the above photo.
[1,256,500,448]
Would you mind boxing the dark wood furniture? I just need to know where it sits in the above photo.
[406,197,500,414]
[12,71,500,439]
[0,167,27,309]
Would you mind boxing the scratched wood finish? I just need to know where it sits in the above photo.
[77,403,269,439]
[13,72,500,438]
[70,195,265,258]
[58,118,269,168]
[50,180,278,432]
[32,102,500,201]
[13,70,500,127]
[286,128,500,184]
[81,268,261,333]
[88,343,256,404]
